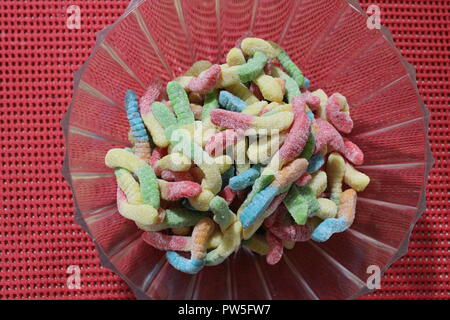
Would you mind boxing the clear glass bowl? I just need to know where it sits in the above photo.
[61,0,433,300]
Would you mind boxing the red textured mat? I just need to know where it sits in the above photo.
[0,0,448,300]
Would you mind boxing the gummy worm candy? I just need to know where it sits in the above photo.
[307,154,325,174]
[114,168,142,204]
[116,187,159,226]
[295,173,312,187]
[253,74,284,103]
[239,158,308,229]
[229,165,261,191]
[241,38,278,59]
[344,163,370,192]
[249,82,264,101]
[219,90,249,112]
[314,118,346,155]
[283,185,320,225]
[210,109,294,133]
[157,179,202,201]
[167,81,195,127]
[299,131,316,160]
[210,196,236,232]
[186,64,221,94]
[205,220,242,266]
[217,64,241,88]
[226,48,246,66]
[201,89,219,121]
[307,170,328,197]
[141,230,222,252]
[266,231,284,265]
[326,93,353,134]
[268,208,313,242]
[311,189,357,242]
[137,207,209,232]
[219,186,236,205]
[125,90,151,161]
[184,60,213,77]
[239,51,268,83]
[326,153,346,205]
[277,50,305,88]
[225,82,259,105]
[157,152,192,172]
[316,198,338,220]
[105,148,160,208]
[343,138,364,166]
[271,66,300,103]
[247,132,286,165]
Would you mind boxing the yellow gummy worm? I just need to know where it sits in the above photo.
[254,74,284,103]
[307,170,328,197]
[326,153,346,205]
[184,60,213,77]
[311,89,329,120]
[247,132,287,165]
[117,201,159,226]
[338,188,357,227]
[252,111,294,132]
[217,64,240,88]
[205,220,242,266]
[242,234,269,256]
[241,38,278,59]
[242,101,268,116]
[344,163,370,192]
[316,198,338,220]
[157,152,192,172]
[114,168,142,205]
[142,112,170,148]
[226,48,247,67]
[225,82,259,105]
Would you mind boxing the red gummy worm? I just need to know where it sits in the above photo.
[142,231,191,251]
[266,231,284,265]
[162,181,202,201]
[210,109,255,131]
[205,129,243,156]
[219,186,236,205]
[187,64,221,94]
[326,94,353,134]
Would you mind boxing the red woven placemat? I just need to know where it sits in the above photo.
[0,0,448,300]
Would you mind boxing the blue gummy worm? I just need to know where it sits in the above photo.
[125,90,149,141]
[307,154,325,173]
[229,165,261,191]
[303,77,310,89]
[239,186,278,229]
[219,90,248,112]
[311,217,348,242]
[166,252,205,274]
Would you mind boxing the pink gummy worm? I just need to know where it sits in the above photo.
[187,64,221,94]
[250,82,264,101]
[139,82,163,115]
[278,99,311,162]
[162,181,202,201]
[150,147,168,176]
[266,231,284,265]
[141,231,191,251]
[314,118,345,154]
[268,208,313,242]
[219,186,236,205]
[300,91,321,112]
[343,138,364,166]
[326,93,354,134]
[161,170,195,182]
[295,173,312,187]
[205,129,244,156]
[210,109,255,131]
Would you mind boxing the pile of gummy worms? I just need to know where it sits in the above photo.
[105,37,370,274]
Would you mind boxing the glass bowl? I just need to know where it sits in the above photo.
[61,0,432,300]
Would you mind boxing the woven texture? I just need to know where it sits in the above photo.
[0,0,448,300]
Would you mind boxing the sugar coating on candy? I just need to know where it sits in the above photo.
[157,152,192,172]
[269,215,313,242]
[167,81,195,126]
[166,251,205,274]
[142,231,191,251]
[307,154,325,173]
[326,153,346,205]
[114,168,142,204]
[241,38,278,59]
[247,132,286,165]
[299,132,315,160]
[239,186,279,229]
[227,48,246,66]
[205,220,242,266]
[158,180,202,201]
[254,74,283,103]
[311,217,348,243]
[125,90,149,142]
[225,82,259,105]
[210,109,255,131]
[316,198,338,220]
[202,89,219,121]
[219,186,236,205]
[210,196,236,232]
[140,82,163,115]
[185,60,213,77]
[251,112,294,132]
[314,118,345,154]
[277,50,305,87]
[239,51,268,83]
[343,138,364,166]
[266,231,284,265]
[278,101,311,163]
[187,64,221,94]
[217,64,240,88]
[283,185,320,225]
[116,187,159,226]
[219,90,249,112]
[160,170,194,182]
[326,93,353,134]
[229,165,261,191]
[307,170,328,197]
[191,218,216,259]
[271,66,300,103]
[273,158,309,188]
[344,163,370,192]
[296,173,312,187]
[338,188,357,226]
